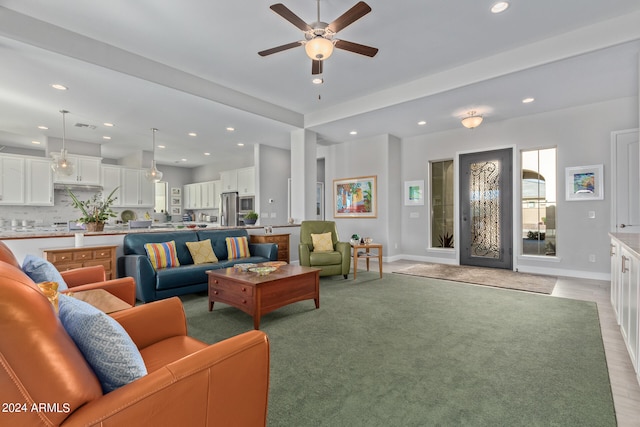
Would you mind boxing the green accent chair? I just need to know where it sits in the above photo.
[299,220,351,279]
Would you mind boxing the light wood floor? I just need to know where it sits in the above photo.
[376,260,640,427]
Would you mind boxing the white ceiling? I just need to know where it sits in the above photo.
[0,0,639,168]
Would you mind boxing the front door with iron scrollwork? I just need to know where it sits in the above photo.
[459,148,513,270]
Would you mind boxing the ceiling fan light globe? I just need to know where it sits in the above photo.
[305,37,334,60]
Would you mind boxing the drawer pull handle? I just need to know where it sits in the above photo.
[241,287,247,292]
[213,290,219,295]
[242,299,247,304]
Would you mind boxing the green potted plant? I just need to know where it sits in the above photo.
[243,210,259,225]
[67,187,119,232]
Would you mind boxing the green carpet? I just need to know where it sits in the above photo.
[181,271,616,426]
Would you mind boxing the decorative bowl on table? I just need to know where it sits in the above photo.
[197,224,208,228]
[234,263,257,272]
[262,261,287,269]
[175,225,185,229]
[249,266,277,276]
[186,224,197,229]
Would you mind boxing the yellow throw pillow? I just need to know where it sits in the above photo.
[186,239,218,265]
[311,232,334,252]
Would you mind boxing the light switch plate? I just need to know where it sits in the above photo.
[588,211,596,219]
[409,212,419,218]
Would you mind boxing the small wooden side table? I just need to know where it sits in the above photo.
[351,243,383,280]
[69,289,132,314]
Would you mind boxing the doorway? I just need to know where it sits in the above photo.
[611,129,640,233]
[459,148,513,269]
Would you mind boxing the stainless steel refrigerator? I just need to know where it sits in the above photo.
[220,192,239,226]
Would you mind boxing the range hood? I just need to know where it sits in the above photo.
[54,183,104,192]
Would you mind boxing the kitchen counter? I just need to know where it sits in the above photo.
[610,232,640,258]
[0,223,300,240]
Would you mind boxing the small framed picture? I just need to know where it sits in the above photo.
[404,180,425,206]
[171,196,182,206]
[171,206,182,215]
[565,164,604,201]
[171,187,181,196]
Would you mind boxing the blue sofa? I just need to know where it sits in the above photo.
[119,228,277,302]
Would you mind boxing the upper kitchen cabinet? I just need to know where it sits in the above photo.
[237,167,255,196]
[122,168,154,207]
[52,154,101,185]
[26,158,54,206]
[101,165,123,207]
[220,169,238,192]
[0,154,25,205]
[186,180,221,210]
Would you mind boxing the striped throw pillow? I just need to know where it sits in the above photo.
[226,236,250,260]
[144,241,180,270]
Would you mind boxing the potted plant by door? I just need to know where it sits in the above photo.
[67,187,118,232]
[243,211,259,225]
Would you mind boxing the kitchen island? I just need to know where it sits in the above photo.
[0,224,301,267]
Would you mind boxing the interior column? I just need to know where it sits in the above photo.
[290,129,317,222]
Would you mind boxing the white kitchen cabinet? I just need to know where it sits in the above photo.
[220,169,238,192]
[52,154,101,185]
[237,166,255,195]
[610,233,640,386]
[122,168,154,207]
[25,158,53,206]
[212,180,221,209]
[101,165,123,207]
[0,155,25,205]
[183,183,201,210]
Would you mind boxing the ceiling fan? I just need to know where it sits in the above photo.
[258,1,378,75]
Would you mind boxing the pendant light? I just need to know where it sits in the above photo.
[51,109,75,176]
[461,111,484,129]
[145,128,163,182]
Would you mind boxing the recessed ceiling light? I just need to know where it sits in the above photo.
[312,78,323,85]
[349,131,358,135]
[103,122,114,127]
[188,132,197,137]
[181,158,187,162]
[491,2,509,13]
[237,142,245,146]
[522,97,535,104]
[50,84,68,90]
[226,127,235,132]
[31,140,41,145]
[417,120,427,126]
[204,152,211,156]
[37,125,48,130]
[158,145,166,149]
[102,136,111,140]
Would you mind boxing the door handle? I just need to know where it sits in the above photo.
[620,224,636,228]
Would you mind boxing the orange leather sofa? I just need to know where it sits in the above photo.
[0,259,270,426]
[0,240,135,305]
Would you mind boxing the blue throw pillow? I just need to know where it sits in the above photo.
[22,255,69,291]
[58,294,147,393]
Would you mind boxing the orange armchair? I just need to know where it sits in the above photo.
[0,261,270,426]
[0,240,135,305]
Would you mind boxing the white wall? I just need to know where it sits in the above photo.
[400,96,639,280]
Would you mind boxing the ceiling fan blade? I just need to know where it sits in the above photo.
[258,41,302,56]
[312,60,323,75]
[334,39,378,57]
[328,1,372,33]
[270,4,312,31]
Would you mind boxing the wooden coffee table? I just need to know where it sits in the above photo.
[207,264,321,329]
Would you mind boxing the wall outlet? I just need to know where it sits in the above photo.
[270,212,277,218]
[589,254,596,263]
[588,211,596,219]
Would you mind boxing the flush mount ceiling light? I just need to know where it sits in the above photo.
[491,2,510,13]
[461,111,484,129]
[50,83,68,91]
[51,110,75,176]
[145,128,163,182]
[522,97,535,103]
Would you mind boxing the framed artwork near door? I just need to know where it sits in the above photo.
[565,164,604,201]
[333,176,377,218]
[404,180,424,206]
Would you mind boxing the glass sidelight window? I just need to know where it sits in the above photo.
[430,160,454,248]
[521,148,557,256]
